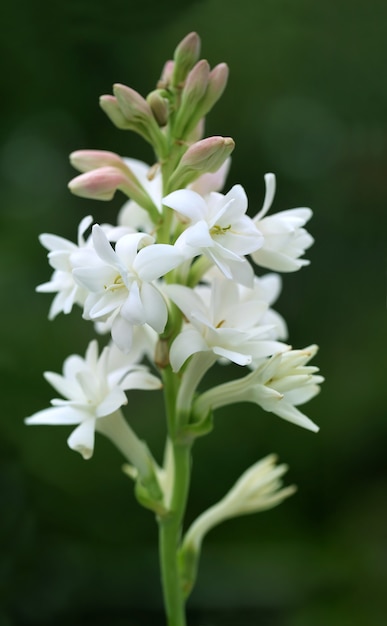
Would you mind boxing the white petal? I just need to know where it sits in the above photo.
[213,346,252,366]
[120,281,145,325]
[134,244,183,281]
[43,371,80,400]
[96,388,128,417]
[163,189,208,222]
[73,265,117,292]
[67,419,96,459]
[141,283,168,333]
[92,224,120,266]
[120,370,162,390]
[169,329,209,372]
[25,405,86,425]
[39,233,76,253]
[111,315,134,353]
[256,173,276,220]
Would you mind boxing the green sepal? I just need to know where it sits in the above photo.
[178,410,214,443]
[135,478,169,517]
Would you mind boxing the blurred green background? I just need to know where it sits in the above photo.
[0,0,386,624]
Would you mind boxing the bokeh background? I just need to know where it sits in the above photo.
[0,1,386,624]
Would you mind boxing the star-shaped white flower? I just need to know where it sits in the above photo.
[164,277,287,371]
[37,216,133,320]
[194,345,322,432]
[252,173,314,272]
[163,185,263,285]
[73,225,183,352]
[25,340,162,459]
[37,215,93,319]
[182,454,295,553]
[118,157,231,234]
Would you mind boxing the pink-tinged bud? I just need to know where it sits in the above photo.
[111,84,168,157]
[68,167,132,201]
[180,136,235,171]
[169,136,235,189]
[173,60,210,140]
[99,95,133,129]
[172,32,201,86]
[113,84,153,123]
[69,150,126,173]
[157,60,175,89]
[147,90,169,127]
[201,63,229,114]
[182,60,210,104]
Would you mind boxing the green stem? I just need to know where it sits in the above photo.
[158,440,191,626]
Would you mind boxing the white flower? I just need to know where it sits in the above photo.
[182,454,295,552]
[25,340,161,460]
[73,225,183,352]
[36,215,93,319]
[163,185,263,285]
[164,278,287,371]
[37,216,133,320]
[252,173,314,272]
[194,345,322,432]
[118,157,231,234]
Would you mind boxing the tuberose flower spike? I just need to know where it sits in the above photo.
[28,32,323,626]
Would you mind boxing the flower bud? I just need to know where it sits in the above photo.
[99,95,134,129]
[113,83,154,123]
[147,90,169,127]
[173,60,210,139]
[157,60,175,89]
[179,454,296,595]
[169,136,235,189]
[200,63,229,116]
[68,167,133,201]
[69,150,127,173]
[68,165,160,219]
[172,31,201,86]
[180,136,234,171]
[99,85,168,156]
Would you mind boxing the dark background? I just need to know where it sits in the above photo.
[0,1,386,624]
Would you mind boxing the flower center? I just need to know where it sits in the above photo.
[104,274,125,292]
[210,224,231,236]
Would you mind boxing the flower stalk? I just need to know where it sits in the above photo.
[26,31,323,626]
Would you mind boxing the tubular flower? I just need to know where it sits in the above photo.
[183,454,295,551]
[163,185,263,286]
[25,340,162,460]
[36,215,93,319]
[252,173,314,272]
[164,277,287,371]
[194,345,322,432]
[72,225,183,352]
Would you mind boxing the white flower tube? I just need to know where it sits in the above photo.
[193,345,323,432]
[25,340,162,468]
[252,173,314,272]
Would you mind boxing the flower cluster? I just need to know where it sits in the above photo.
[27,33,322,623]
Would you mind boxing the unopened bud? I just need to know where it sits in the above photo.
[181,136,234,171]
[200,63,229,116]
[68,167,132,201]
[147,90,169,127]
[172,32,201,86]
[169,136,235,190]
[157,60,175,89]
[173,60,210,140]
[69,150,126,173]
[113,84,154,123]
[174,63,229,141]
[68,165,160,220]
[181,60,210,106]
[102,85,168,157]
[100,95,133,129]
